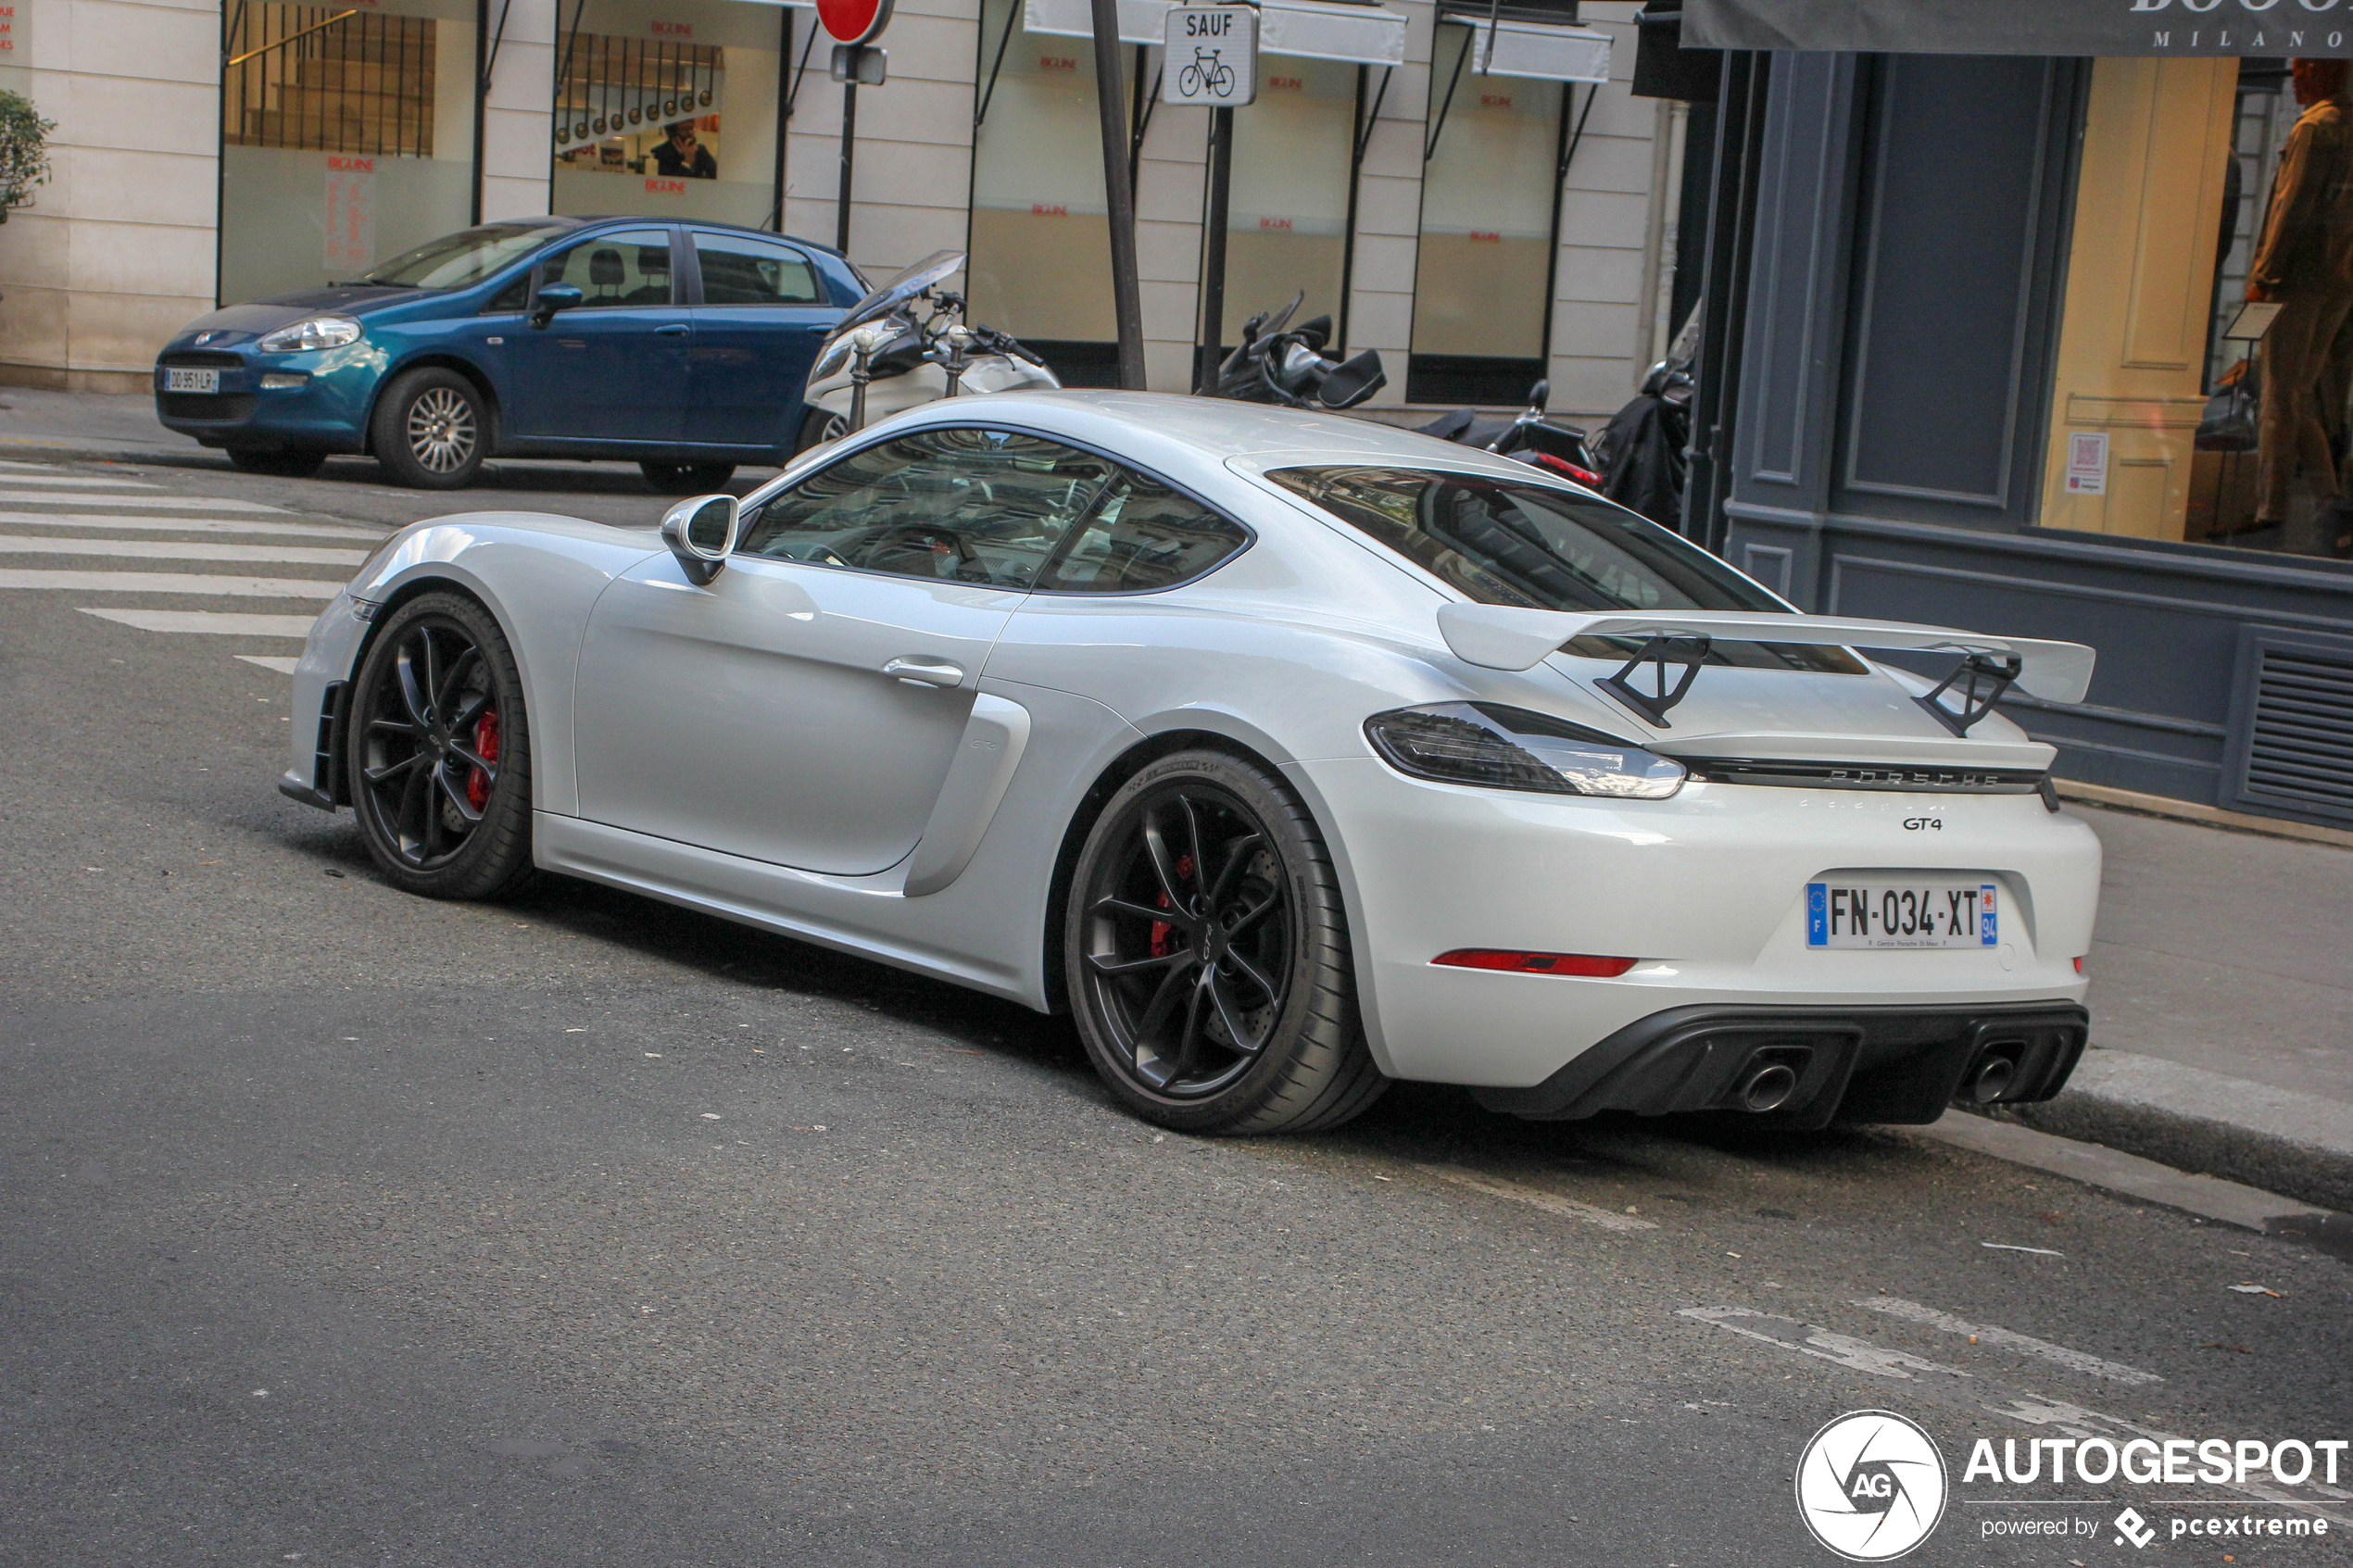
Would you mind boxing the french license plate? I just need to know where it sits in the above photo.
[1807,880,1996,950]
[165,367,221,394]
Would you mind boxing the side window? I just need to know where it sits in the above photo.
[736,428,1116,589]
[692,232,823,306]
[542,229,673,308]
[1039,470,1250,593]
[483,272,531,314]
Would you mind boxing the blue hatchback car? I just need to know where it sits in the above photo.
[154,218,865,491]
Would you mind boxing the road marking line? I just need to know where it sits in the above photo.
[81,608,319,636]
[0,492,290,512]
[0,511,381,539]
[0,570,340,597]
[1855,1297,2161,1386]
[237,654,304,673]
[1423,1165,1660,1232]
[0,534,369,566]
[0,471,158,489]
[1680,1307,2350,1524]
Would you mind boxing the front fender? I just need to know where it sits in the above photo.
[349,515,665,815]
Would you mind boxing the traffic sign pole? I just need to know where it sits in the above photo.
[1164,5,1256,394]
[1088,0,1147,390]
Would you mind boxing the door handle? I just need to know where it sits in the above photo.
[655,323,690,336]
[882,656,965,688]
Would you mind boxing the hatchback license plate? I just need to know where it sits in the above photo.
[165,367,221,394]
[1807,880,1995,949]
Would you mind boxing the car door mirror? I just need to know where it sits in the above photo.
[660,494,738,585]
[530,282,584,328]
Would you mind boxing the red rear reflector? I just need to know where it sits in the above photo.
[1432,949,1638,977]
[2074,956,2085,974]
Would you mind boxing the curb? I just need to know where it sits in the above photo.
[1984,1049,2353,1216]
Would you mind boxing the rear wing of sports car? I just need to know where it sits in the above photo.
[1436,604,2096,734]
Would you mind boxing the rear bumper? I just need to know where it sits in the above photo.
[1469,1000,2088,1127]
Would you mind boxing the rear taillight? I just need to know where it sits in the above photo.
[1433,949,1638,977]
[1529,453,1604,486]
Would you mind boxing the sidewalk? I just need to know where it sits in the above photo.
[2006,800,2353,1212]
[0,384,192,461]
[8,388,2351,1208]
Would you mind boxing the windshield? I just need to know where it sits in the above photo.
[359,223,571,289]
[1265,465,1864,672]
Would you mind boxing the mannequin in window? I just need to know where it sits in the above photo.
[653,121,717,181]
[2247,56,2353,553]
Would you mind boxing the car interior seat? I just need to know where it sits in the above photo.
[588,247,625,303]
[626,245,671,306]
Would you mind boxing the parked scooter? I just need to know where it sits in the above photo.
[1416,379,1604,487]
[1587,352,1693,528]
[799,249,1060,452]
[1209,293,1388,410]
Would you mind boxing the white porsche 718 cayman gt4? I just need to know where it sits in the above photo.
[282,392,2101,1135]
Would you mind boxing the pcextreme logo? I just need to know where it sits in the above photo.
[1796,1410,1950,1561]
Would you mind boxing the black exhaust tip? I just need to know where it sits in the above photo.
[1967,1052,2019,1105]
[1733,1061,1800,1114]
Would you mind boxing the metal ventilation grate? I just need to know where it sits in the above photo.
[2229,634,2353,825]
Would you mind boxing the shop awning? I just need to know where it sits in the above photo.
[1468,19,1612,82]
[1683,0,2353,56]
[1023,0,1409,65]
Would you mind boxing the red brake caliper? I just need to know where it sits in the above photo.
[1149,855,1195,959]
[466,709,500,811]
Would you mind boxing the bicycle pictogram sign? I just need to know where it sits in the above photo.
[1163,5,1258,105]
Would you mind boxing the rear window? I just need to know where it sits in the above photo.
[1265,465,1863,672]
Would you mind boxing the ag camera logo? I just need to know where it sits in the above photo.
[1796,1410,1949,1561]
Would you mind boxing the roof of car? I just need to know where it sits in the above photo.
[899,389,1532,469]
[560,215,849,259]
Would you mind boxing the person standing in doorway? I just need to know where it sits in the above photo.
[2248,56,2353,555]
[653,120,718,181]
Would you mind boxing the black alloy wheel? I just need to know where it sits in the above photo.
[346,592,535,899]
[1065,750,1386,1135]
[225,446,328,478]
[638,460,737,495]
[371,367,488,490]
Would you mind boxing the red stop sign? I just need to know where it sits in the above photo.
[819,0,893,44]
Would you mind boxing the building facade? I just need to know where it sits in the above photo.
[0,0,1697,415]
[1658,7,2353,832]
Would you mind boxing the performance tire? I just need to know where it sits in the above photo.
[346,591,536,900]
[1063,748,1386,1135]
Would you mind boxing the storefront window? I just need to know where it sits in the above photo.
[220,0,478,304]
[1408,21,1562,406]
[2049,54,2353,561]
[1219,54,1355,343]
[549,0,784,229]
[967,0,1119,379]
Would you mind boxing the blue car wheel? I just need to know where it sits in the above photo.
[371,366,488,490]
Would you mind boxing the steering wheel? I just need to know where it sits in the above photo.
[866,525,983,578]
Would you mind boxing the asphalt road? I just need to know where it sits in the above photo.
[3,451,2348,1567]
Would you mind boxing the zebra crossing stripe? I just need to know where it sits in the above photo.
[0,534,369,566]
[0,512,384,540]
[236,655,305,673]
[0,492,291,513]
[81,608,320,636]
[0,570,339,597]
[0,472,158,489]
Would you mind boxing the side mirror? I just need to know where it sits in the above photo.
[660,493,738,585]
[1526,378,1551,413]
[530,282,584,328]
